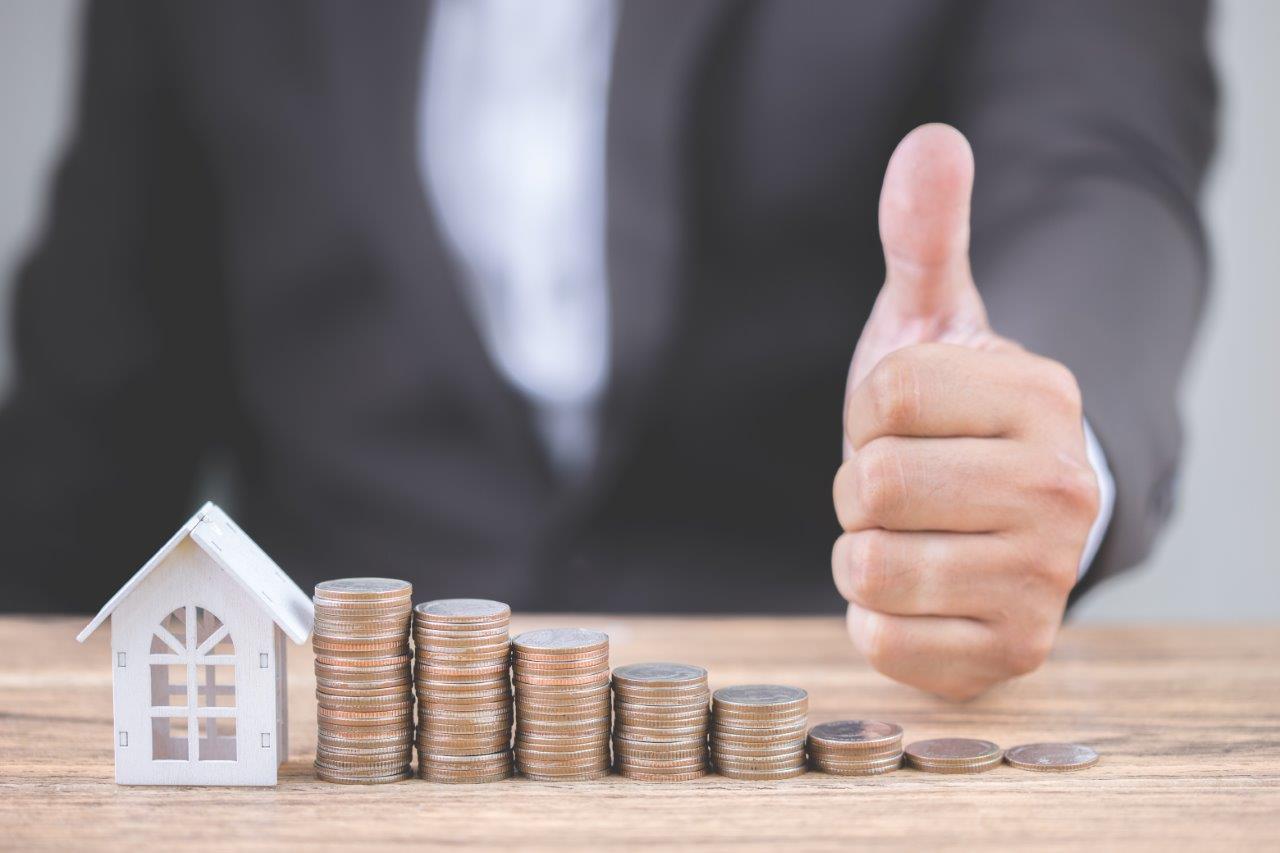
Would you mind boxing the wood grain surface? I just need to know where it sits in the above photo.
[1,615,1277,850]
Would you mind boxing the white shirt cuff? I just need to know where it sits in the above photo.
[1078,416,1116,580]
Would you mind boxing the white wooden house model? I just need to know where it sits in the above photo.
[77,502,314,785]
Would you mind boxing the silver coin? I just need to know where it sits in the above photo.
[1004,742,1099,772]
[513,628,608,652]
[713,684,808,708]
[612,662,707,686]
[415,599,511,620]
[808,720,903,749]
[315,578,412,596]
[904,738,1002,763]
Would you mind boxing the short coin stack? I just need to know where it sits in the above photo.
[710,684,808,780]
[413,599,513,783]
[904,737,1004,773]
[512,628,612,781]
[312,578,414,784]
[611,662,710,781]
[807,720,903,775]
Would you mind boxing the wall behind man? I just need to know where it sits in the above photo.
[0,2,1276,620]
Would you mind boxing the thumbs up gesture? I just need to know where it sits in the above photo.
[833,125,1101,700]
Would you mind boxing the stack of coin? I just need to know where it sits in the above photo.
[710,685,808,780]
[512,628,612,781]
[611,662,710,781]
[904,737,1004,773]
[312,578,414,784]
[807,720,903,775]
[413,599,513,783]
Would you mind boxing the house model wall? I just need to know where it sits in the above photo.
[77,503,314,786]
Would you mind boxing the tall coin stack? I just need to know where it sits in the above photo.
[512,628,612,781]
[413,599,514,783]
[807,720,903,775]
[710,684,808,780]
[611,662,710,781]
[312,578,414,784]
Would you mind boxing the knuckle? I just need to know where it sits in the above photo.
[830,535,857,599]
[1001,627,1056,677]
[1042,556,1079,596]
[853,439,905,521]
[867,352,922,434]
[1034,358,1084,416]
[1027,560,1076,598]
[1041,457,1101,520]
[859,612,896,672]
[847,532,891,605]
[833,461,857,529]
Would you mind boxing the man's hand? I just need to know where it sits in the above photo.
[833,124,1100,701]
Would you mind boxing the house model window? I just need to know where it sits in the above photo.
[149,606,238,761]
[76,502,314,786]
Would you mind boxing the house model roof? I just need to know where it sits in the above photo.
[76,502,315,645]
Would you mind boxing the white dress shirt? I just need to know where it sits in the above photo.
[419,0,1115,575]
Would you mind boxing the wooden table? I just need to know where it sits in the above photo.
[1,615,1278,850]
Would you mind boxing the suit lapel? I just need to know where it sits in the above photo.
[595,0,733,482]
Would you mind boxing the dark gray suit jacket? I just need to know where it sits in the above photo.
[0,0,1215,613]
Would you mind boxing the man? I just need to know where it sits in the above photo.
[0,1,1214,700]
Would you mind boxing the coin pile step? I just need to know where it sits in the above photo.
[710,685,809,780]
[312,578,415,784]
[904,738,1004,773]
[611,662,710,781]
[807,720,903,775]
[512,628,612,781]
[413,599,513,783]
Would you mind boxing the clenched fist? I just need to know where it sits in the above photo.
[833,125,1101,701]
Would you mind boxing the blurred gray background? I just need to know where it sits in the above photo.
[1,1,1276,621]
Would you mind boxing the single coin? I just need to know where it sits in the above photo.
[315,578,413,599]
[715,764,807,781]
[422,749,512,764]
[314,766,413,784]
[808,720,903,751]
[713,684,808,711]
[415,598,511,620]
[618,767,708,782]
[613,686,711,703]
[519,768,612,782]
[516,725,611,739]
[418,760,514,775]
[513,628,609,654]
[1004,742,1099,772]
[713,753,806,770]
[904,738,1002,766]
[612,662,708,687]
[420,769,514,784]
[811,761,901,777]
[811,752,903,773]
[615,754,708,770]
[416,623,510,637]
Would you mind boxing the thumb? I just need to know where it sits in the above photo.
[876,123,986,325]
[846,125,998,455]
